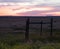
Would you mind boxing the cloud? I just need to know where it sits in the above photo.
[0,5,60,16]
[13,7,53,13]
[16,11,60,16]
[0,0,60,16]
[0,6,18,16]
[42,12,60,16]
[0,0,60,6]
[0,0,31,2]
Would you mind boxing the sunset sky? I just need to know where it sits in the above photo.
[0,0,60,16]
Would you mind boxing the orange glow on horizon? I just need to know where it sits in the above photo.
[0,6,60,16]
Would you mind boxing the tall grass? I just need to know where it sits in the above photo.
[0,40,60,49]
[0,29,60,49]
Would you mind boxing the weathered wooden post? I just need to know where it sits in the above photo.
[50,18,53,37]
[24,17,54,41]
[40,21,43,36]
[25,18,30,42]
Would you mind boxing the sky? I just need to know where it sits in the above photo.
[0,0,60,16]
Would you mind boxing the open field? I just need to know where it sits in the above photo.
[0,29,60,49]
[0,16,60,49]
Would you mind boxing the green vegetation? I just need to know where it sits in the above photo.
[0,29,60,49]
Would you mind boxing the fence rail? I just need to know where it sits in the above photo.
[24,18,54,42]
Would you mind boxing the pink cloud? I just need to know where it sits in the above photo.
[43,12,60,16]
[0,6,60,16]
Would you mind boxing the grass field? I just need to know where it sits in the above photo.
[0,29,60,49]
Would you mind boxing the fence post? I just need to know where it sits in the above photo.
[25,18,30,42]
[40,21,43,36]
[50,18,53,37]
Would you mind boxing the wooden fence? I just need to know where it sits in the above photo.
[25,18,54,41]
